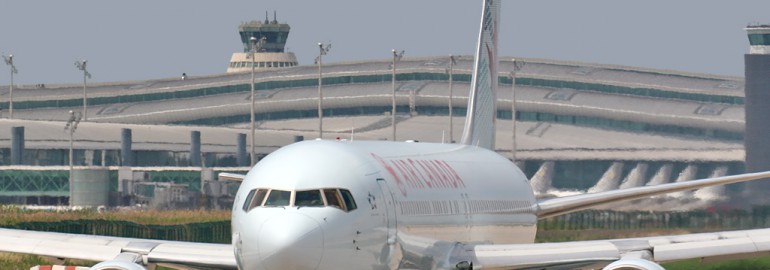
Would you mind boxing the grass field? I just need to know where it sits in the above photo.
[0,253,51,270]
[0,206,230,226]
[0,207,230,269]
[665,257,770,270]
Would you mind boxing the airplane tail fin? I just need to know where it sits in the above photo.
[460,0,500,150]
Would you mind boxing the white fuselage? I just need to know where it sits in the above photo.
[231,140,537,270]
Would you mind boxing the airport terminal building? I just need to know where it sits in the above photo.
[0,21,761,207]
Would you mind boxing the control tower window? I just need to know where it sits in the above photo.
[295,190,325,207]
[749,34,770,46]
[264,189,291,207]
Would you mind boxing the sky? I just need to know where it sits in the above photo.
[0,1,767,85]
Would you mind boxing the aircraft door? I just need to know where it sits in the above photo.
[376,178,397,236]
[376,177,401,269]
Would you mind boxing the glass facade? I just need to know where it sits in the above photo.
[229,61,298,68]
[0,148,245,168]
[749,34,770,46]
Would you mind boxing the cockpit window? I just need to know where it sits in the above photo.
[339,189,357,211]
[295,190,325,207]
[242,189,269,212]
[242,188,357,212]
[264,190,292,207]
[252,190,268,209]
[323,189,345,210]
[242,189,256,212]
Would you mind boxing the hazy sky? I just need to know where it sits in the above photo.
[0,1,767,84]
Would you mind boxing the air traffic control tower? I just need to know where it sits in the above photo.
[227,12,298,73]
[744,25,770,173]
[744,25,770,201]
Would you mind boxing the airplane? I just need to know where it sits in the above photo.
[2,1,770,270]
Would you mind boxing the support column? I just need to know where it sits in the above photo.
[237,133,248,167]
[190,130,201,167]
[11,126,24,165]
[121,128,133,167]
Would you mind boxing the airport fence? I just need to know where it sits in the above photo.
[9,219,231,244]
[538,206,770,231]
[8,207,770,244]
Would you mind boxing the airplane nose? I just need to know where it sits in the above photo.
[258,213,324,270]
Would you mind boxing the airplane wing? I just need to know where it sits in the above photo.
[218,172,246,181]
[0,228,237,269]
[468,228,770,269]
[465,170,770,269]
[536,171,770,219]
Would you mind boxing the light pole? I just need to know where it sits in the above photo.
[249,36,266,165]
[315,42,331,139]
[2,54,17,119]
[509,59,525,161]
[446,55,458,143]
[65,110,82,205]
[74,60,91,121]
[391,49,404,141]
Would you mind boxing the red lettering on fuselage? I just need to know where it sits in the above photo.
[370,153,408,195]
[406,159,428,188]
[406,159,431,188]
[413,159,437,188]
[370,153,467,197]
[429,160,452,188]
[395,160,424,189]
[439,160,466,188]
[422,160,442,188]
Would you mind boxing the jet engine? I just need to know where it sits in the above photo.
[89,260,147,270]
[89,252,148,270]
[603,258,664,270]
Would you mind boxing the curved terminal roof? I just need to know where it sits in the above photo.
[0,56,747,162]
